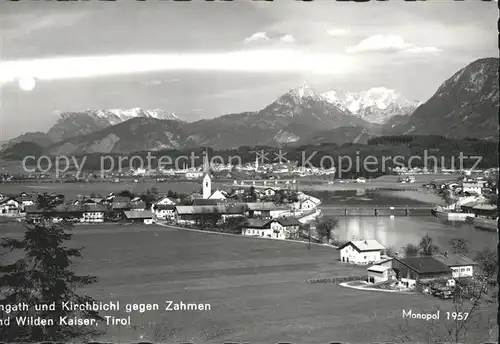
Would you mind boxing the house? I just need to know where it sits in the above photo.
[367,265,397,284]
[154,196,176,206]
[123,210,154,224]
[0,198,21,216]
[299,199,316,211]
[153,204,176,220]
[24,206,47,222]
[246,202,278,218]
[80,205,106,223]
[15,193,36,212]
[174,204,245,225]
[391,257,453,289]
[241,218,273,237]
[460,201,478,214]
[433,253,476,278]
[264,188,276,197]
[461,182,483,195]
[269,216,301,240]
[338,239,386,264]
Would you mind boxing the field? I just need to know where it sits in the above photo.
[2,223,495,343]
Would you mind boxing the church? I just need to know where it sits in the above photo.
[202,152,226,201]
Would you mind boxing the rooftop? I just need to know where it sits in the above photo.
[397,256,452,274]
[338,239,386,252]
[433,254,477,267]
[367,265,392,273]
[123,210,154,219]
[245,218,273,229]
[275,216,301,227]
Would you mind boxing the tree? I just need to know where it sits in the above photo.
[402,244,419,257]
[474,248,497,279]
[246,186,257,202]
[316,217,338,244]
[449,238,469,255]
[118,189,134,199]
[419,234,439,256]
[0,193,103,342]
[384,246,397,257]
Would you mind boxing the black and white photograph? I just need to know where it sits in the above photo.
[0,1,498,343]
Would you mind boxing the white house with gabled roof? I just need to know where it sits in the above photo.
[338,239,386,265]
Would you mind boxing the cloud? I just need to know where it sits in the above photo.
[243,32,270,44]
[346,34,441,55]
[326,29,350,37]
[0,51,356,85]
[279,34,296,43]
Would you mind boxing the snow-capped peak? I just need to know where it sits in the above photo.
[86,108,178,125]
[285,82,325,103]
[321,87,421,124]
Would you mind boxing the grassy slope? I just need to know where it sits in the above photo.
[13,224,487,343]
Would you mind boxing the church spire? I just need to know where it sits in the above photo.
[203,149,210,176]
[202,149,212,199]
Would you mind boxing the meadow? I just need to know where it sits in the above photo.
[1,223,494,343]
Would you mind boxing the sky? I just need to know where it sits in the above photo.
[0,1,497,140]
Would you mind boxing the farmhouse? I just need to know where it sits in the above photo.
[338,240,386,264]
[154,196,176,206]
[0,198,20,216]
[367,265,397,284]
[246,202,279,218]
[123,210,154,224]
[241,218,274,237]
[299,199,316,211]
[270,216,301,240]
[174,204,246,225]
[15,193,36,211]
[80,204,106,223]
[391,257,453,289]
[433,253,476,278]
[153,204,176,220]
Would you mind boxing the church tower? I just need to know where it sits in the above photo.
[202,151,212,199]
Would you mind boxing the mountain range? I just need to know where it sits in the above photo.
[2,57,498,157]
[322,87,420,124]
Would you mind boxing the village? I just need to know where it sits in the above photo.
[0,154,496,304]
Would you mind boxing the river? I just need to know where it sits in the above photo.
[317,190,497,254]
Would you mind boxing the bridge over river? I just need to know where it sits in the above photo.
[321,205,434,217]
